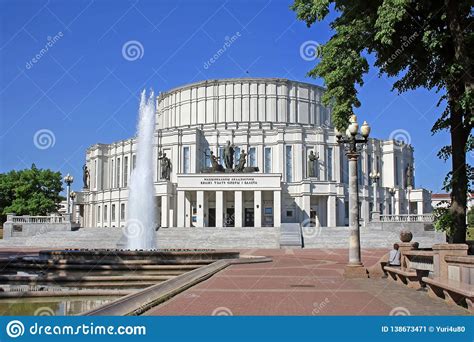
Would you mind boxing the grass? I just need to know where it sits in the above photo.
[468,227,474,241]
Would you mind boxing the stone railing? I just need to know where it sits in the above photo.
[8,214,70,224]
[3,213,78,240]
[402,250,434,272]
[378,214,434,223]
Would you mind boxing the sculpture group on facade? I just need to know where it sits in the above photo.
[202,140,258,173]
[158,151,172,180]
[307,150,319,178]
[82,164,90,189]
[405,163,414,188]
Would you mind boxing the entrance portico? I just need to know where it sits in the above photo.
[176,174,282,228]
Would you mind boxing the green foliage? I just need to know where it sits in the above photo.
[0,164,64,223]
[468,208,474,227]
[292,0,473,242]
[433,206,455,239]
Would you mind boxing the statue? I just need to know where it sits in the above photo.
[158,151,171,180]
[223,140,235,170]
[235,149,247,172]
[405,163,414,188]
[209,151,224,172]
[307,151,319,177]
[82,164,90,188]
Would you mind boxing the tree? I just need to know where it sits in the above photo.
[292,0,473,243]
[0,164,64,224]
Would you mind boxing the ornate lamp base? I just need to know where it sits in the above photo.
[343,264,369,278]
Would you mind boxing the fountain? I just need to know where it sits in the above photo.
[124,89,157,250]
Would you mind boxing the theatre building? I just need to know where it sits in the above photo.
[82,78,432,229]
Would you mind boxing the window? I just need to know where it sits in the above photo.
[104,205,108,221]
[327,147,333,181]
[358,157,363,185]
[344,201,349,219]
[123,156,129,187]
[93,160,97,188]
[249,147,256,167]
[395,156,400,186]
[110,159,114,189]
[116,158,121,188]
[112,204,116,221]
[120,203,125,220]
[342,154,349,184]
[132,155,136,170]
[264,147,272,173]
[204,147,211,168]
[234,147,241,167]
[183,146,190,174]
[285,145,293,182]
[97,206,101,222]
[218,147,224,164]
[286,210,294,217]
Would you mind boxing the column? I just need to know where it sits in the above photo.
[273,190,281,227]
[348,154,362,266]
[177,190,185,227]
[161,195,169,228]
[327,195,336,227]
[185,193,191,227]
[196,190,204,227]
[302,195,311,223]
[254,190,262,227]
[417,201,423,215]
[235,190,243,228]
[216,191,224,227]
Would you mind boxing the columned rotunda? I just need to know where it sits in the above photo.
[82,78,431,229]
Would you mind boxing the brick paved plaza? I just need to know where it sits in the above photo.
[143,249,468,316]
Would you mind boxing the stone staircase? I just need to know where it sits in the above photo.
[0,226,445,249]
[279,223,302,248]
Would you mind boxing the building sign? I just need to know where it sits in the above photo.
[177,174,281,190]
[200,177,258,186]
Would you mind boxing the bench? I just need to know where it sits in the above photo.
[383,266,428,289]
[422,277,474,313]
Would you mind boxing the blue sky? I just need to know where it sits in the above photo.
[0,0,455,193]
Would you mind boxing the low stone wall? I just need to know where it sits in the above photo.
[3,217,80,240]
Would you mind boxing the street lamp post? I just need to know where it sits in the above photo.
[336,114,370,278]
[63,174,74,215]
[369,171,380,220]
[70,191,76,222]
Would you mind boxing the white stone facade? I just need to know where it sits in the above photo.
[81,78,431,229]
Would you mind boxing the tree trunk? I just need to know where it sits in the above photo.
[445,0,471,243]
[448,86,468,243]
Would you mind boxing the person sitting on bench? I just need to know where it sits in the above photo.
[388,243,401,266]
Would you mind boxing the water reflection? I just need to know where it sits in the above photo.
[0,297,118,316]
